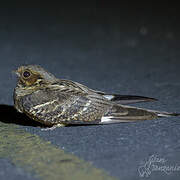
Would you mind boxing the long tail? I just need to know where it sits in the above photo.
[100,104,180,124]
[148,109,180,118]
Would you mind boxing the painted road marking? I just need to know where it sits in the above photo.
[0,122,117,180]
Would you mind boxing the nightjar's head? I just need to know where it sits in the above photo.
[14,65,57,88]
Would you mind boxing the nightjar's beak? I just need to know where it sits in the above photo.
[12,69,20,77]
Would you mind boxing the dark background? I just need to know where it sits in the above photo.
[0,1,180,180]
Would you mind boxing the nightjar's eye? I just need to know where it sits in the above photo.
[23,70,31,78]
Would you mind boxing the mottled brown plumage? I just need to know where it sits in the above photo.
[13,65,179,127]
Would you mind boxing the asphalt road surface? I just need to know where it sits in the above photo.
[0,2,180,180]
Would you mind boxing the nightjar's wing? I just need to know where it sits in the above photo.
[19,82,114,125]
[58,79,157,104]
[96,92,157,105]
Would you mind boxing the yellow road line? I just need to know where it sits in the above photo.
[0,122,117,180]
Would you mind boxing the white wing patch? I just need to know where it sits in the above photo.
[101,116,114,122]
[103,95,114,100]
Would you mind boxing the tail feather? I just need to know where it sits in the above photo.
[100,104,180,124]
[148,110,180,118]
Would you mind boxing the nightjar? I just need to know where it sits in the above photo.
[13,65,179,127]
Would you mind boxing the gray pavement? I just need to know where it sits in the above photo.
[0,2,180,180]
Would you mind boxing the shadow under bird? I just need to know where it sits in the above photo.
[13,65,180,128]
